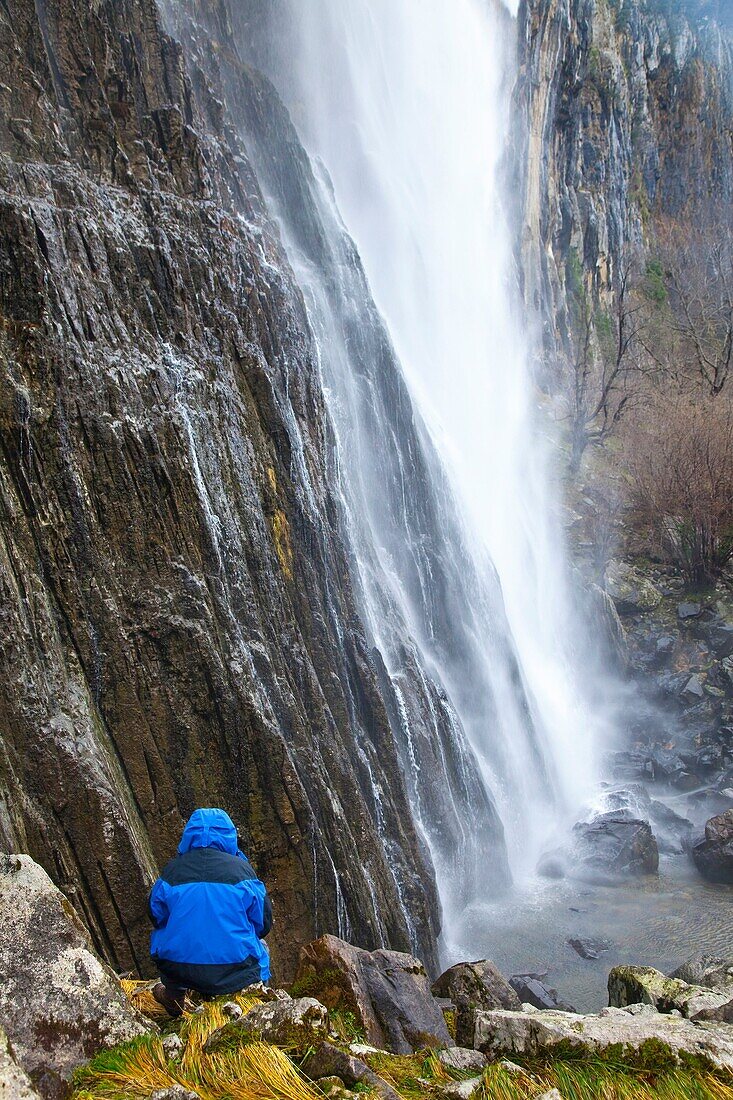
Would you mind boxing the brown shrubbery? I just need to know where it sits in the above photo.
[624,388,733,586]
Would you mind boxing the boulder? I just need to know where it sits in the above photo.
[608,966,733,1023]
[294,935,451,1054]
[301,1042,402,1100]
[469,1007,733,1069]
[0,854,150,1098]
[692,809,733,883]
[508,975,576,1013]
[571,811,659,878]
[567,938,611,960]
[0,1028,41,1100]
[432,960,519,1044]
[670,954,733,989]
[605,561,662,614]
[205,997,327,1052]
[436,1047,487,1072]
[439,1080,482,1099]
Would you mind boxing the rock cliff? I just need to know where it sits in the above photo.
[515,0,733,351]
[0,0,440,978]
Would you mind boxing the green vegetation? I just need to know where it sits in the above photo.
[72,986,733,1100]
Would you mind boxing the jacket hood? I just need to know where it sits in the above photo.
[178,808,239,855]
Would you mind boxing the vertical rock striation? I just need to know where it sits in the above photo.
[0,0,440,977]
[515,0,733,349]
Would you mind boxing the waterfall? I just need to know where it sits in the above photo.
[228,0,608,957]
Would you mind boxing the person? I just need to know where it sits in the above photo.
[148,807,272,1016]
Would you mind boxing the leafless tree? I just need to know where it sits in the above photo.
[565,263,650,472]
[656,220,733,396]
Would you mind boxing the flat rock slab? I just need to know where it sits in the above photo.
[470,1007,733,1069]
[295,935,451,1054]
[0,854,150,1098]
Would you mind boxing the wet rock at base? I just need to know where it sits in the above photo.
[432,960,519,1044]
[294,935,451,1054]
[691,809,733,884]
[508,974,576,1013]
[301,1042,402,1100]
[567,937,611,960]
[0,855,151,1099]
[571,810,659,878]
[469,1006,733,1068]
[608,965,733,1023]
[670,954,733,989]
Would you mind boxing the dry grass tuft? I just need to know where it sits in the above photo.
[75,991,323,1100]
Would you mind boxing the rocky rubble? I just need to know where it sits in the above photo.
[2,861,733,1099]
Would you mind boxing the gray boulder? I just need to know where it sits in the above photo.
[468,1007,733,1069]
[608,965,733,1023]
[572,811,659,878]
[0,854,150,1098]
[605,560,662,613]
[436,1047,487,1072]
[294,935,450,1054]
[432,960,519,1045]
[692,809,733,883]
[0,1028,41,1100]
[509,974,576,1013]
[670,954,733,989]
[301,1042,402,1100]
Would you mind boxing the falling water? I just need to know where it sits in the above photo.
[226,0,610,957]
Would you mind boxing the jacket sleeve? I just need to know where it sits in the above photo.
[245,882,272,939]
[147,878,169,929]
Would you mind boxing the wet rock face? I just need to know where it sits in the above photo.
[692,809,733,883]
[515,0,733,348]
[0,855,150,1099]
[294,935,451,1054]
[0,0,439,979]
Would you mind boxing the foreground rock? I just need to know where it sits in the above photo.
[0,855,150,1098]
[205,997,328,1052]
[294,935,451,1053]
[301,1042,402,1100]
[0,1028,41,1100]
[609,965,733,1023]
[432,960,519,1045]
[469,1006,733,1069]
[692,810,733,883]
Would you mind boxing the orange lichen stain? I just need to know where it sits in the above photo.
[271,508,293,582]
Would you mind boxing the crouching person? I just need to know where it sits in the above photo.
[149,807,272,1016]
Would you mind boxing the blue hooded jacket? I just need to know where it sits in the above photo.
[149,809,271,994]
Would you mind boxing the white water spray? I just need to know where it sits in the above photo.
[242,0,610,957]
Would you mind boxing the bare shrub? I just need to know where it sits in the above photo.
[625,388,733,586]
